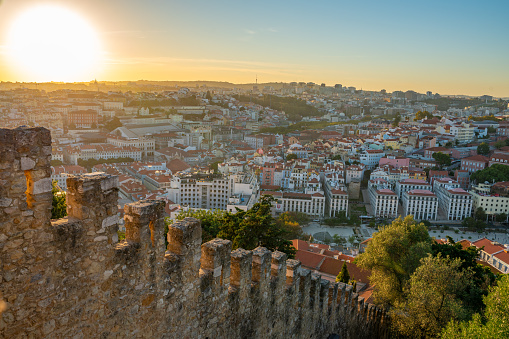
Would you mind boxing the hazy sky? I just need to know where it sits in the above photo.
[0,0,508,96]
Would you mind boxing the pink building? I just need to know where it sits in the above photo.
[261,163,276,186]
[379,155,410,169]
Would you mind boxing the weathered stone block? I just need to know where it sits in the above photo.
[30,178,52,195]
[20,156,36,171]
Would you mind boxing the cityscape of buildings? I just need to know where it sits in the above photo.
[1,81,509,277]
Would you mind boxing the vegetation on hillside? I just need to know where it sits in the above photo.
[233,94,320,121]
[126,95,200,107]
[441,274,509,339]
[423,97,507,111]
[355,216,498,338]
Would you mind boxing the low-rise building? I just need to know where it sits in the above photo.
[472,238,507,267]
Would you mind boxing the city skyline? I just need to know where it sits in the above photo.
[0,0,508,97]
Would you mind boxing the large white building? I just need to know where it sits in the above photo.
[166,172,259,212]
[437,187,472,220]
[368,179,398,218]
[395,179,431,200]
[402,189,438,220]
[107,134,155,158]
[432,178,472,220]
[326,189,349,218]
[63,144,142,165]
[263,191,326,218]
[470,183,509,217]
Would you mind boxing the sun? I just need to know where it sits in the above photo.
[6,5,101,82]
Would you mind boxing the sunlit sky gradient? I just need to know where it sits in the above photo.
[0,0,508,96]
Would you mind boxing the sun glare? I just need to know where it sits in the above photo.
[6,5,101,82]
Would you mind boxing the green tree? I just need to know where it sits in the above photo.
[470,164,509,184]
[495,212,507,223]
[51,181,67,219]
[494,140,506,149]
[441,274,509,339]
[336,262,350,283]
[477,142,490,156]
[173,196,296,258]
[205,90,212,101]
[432,152,452,169]
[355,215,432,307]
[432,240,496,315]
[392,113,401,127]
[104,117,122,132]
[286,153,298,161]
[218,195,296,258]
[391,255,473,338]
[445,141,454,148]
[276,212,304,240]
[174,209,226,243]
[474,207,486,221]
[414,110,433,121]
[462,217,486,232]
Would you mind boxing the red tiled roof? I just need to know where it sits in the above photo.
[318,258,371,284]
[472,238,505,254]
[457,239,472,250]
[167,159,191,173]
[295,250,326,270]
[494,250,509,265]
[462,155,489,163]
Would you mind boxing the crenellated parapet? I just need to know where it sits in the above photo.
[0,127,390,338]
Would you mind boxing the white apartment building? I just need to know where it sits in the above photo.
[264,191,326,218]
[167,173,231,210]
[63,144,142,165]
[368,179,398,218]
[360,150,386,169]
[327,189,349,218]
[107,135,155,157]
[345,164,364,184]
[450,123,475,144]
[402,189,438,220]
[434,185,472,220]
[395,179,431,200]
[167,172,258,212]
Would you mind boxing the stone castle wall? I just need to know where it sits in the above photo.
[0,127,390,338]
